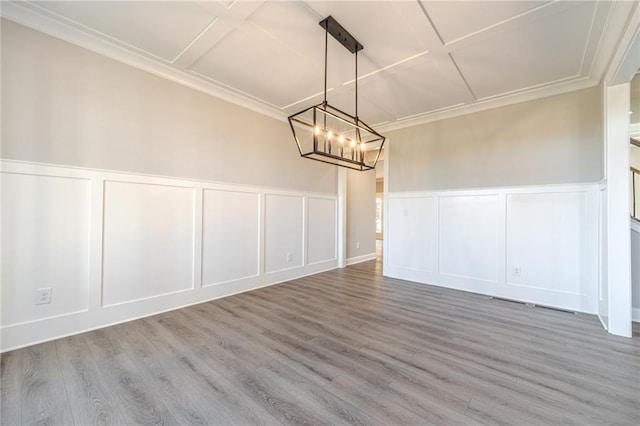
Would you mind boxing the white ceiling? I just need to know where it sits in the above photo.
[2,1,634,131]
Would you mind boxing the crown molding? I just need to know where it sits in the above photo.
[377,76,599,134]
[1,0,630,134]
[604,1,640,85]
[0,1,287,123]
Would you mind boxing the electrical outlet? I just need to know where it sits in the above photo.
[286,252,293,263]
[356,242,360,249]
[513,266,521,276]
[36,288,52,305]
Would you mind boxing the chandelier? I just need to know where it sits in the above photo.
[288,16,385,171]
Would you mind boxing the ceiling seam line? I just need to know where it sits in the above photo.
[416,0,445,46]
[448,53,478,101]
[587,2,617,78]
[442,0,559,48]
[577,1,601,77]
[171,17,219,65]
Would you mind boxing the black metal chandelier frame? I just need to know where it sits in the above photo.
[288,16,385,171]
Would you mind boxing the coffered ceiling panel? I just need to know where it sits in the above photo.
[305,1,438,76]
[3,0,634,130]
[354,53,474,120]
[31,1,217,62]
[245,1,320,61]
[188,27,323,108]
[451,1,596,99]
[308,87,395,127]
[421,0,549,44]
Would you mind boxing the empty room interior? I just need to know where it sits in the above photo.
[2,1,640,424]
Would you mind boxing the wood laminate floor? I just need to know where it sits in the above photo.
[2,255,639,425]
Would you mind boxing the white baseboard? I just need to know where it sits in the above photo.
[346,252,377,266]
[633,307,640,323]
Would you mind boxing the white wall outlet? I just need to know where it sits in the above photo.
[356,242,360,249]
[286,252,293,263]
[513,266,521,276]
[36,287,52,305]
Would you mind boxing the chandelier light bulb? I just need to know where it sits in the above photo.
[314,126,321,135]
[350,140,356,147]
[339,135,345,143]
[327,131,333,139]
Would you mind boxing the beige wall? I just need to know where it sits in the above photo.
[347,169,376,259]
[631,73,640,127]
[387,87,603,192]
[1,20,336,194]
[632,145,640,170]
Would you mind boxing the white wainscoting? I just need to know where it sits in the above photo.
[307,197,337,266]
[632,220,640,322]
[102,181,196,307]
[385,184,600,314]
[202,189,260,286]
[1,173,92,326]
[0,160,337,352]
[264,194,305,274]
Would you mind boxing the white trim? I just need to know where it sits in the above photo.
[631,219,640,235]
[633,308,640,323]
[0,263,338,354]
[0,159,335,199]
[378,77,599,133]
[604,83,632,337]
[387,182,601,200]
[604,1,640,85]
[385,183,601,315]
[337,168,347,268]
[0,159,339,352]
[382,145,390,276]
[346,252,377,266]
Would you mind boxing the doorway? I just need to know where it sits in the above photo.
[375,155,385,263]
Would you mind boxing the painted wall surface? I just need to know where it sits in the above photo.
[386,87,603,192]
[1,20,335,193]
[346,169,376,261]
[631,73,640,128]
[632,145,640,169]
[0,160,337,351]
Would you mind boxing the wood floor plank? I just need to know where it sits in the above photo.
[2,254,639,424]
[20,342,70,425]
[55,334,126,425]
[28,408,75,426]
[134,316,280,425]
[84,328,178,425]
[1,349,23,425]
